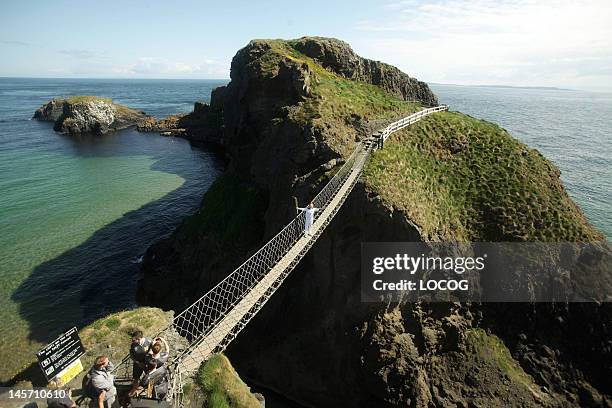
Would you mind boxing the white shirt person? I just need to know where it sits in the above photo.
[297,203,320,236]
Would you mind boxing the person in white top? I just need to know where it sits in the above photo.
[297,203,320,237]
[145,336,170,368]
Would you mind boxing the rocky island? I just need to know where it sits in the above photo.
[33,96,148,135]
[16,36,609,408]
[135,37,610,407]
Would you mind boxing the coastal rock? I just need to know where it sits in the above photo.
[34,96,148,135]
[32,98,64,121]
[291,36,438,106]
[138,37,611,407]
[137,101,223,144]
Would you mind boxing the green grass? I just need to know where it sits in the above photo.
[244,39,420,155]
[66,95,113,104]
[363,111,603,242]
[298,62,419,124]
[184,173,268,252]
[465,329,538,393]
[77,307,170,376]
[197,354,261,408]
[255,39,419,121]
[104,317,121,330]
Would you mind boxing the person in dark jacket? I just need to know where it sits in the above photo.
[128,360,168,400]
[129,330,151,381]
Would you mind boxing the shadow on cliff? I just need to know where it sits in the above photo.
[10,129,223,351]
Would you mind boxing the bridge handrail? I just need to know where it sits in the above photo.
[381,105,448,142]
[167,146,363,363]
[111,105,449,406]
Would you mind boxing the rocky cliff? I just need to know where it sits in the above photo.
[34,96,148,135]
[138,37,611,407]
[291,36,438,106]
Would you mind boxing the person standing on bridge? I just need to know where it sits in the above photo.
[297,202,320,237]
[129,330,152,381]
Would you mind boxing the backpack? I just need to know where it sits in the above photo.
[81,371,97,399]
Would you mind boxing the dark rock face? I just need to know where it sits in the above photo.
[137,40,329,309]
[227,184,612,407]
[292,36,438,106]
[34,98,148,135]
[137,37,611,407]
[137,101,223,144]
[33,98,64,122]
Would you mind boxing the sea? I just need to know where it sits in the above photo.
[0,79,609,384]
[0,78,226,382]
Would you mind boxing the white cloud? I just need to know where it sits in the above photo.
[115,57,227,78]
[355,0,612,90]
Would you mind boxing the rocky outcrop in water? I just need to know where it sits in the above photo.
[33,98,65,122]
[137,101,223,143]
[34,96,148,135]
[138,37,611,407]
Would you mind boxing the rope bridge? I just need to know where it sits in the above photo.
[113,105,448,406]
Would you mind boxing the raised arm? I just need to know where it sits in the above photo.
[157,337,170,353]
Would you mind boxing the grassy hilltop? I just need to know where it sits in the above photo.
[186,38,602,247]
[255,39,420,121]
[364,111,603,242]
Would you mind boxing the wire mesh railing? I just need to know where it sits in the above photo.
[112,106,448,407]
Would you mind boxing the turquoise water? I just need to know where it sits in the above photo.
[0,78,226,381]
[431,84,611,240]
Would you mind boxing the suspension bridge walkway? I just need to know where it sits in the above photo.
[113,105,448,406]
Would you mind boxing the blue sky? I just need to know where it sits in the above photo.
[1,0,611,91]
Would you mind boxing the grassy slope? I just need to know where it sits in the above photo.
[66,96,113,104]
[185,39,419,246]
[9,307,170,388]
[363,111,602,242]
[76,308,170,382]
[196,354,261,408]
[258,39,420,123]
[64,96,142,117]
[462,329,548,403]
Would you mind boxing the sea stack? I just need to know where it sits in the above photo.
[34,96,148,135]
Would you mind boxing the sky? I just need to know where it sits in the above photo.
[1,0,611,91]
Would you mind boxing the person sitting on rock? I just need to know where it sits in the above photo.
[129,330,152,381]
[297,202,320,237]
[144,337,169,368]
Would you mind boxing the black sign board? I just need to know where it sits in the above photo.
[36,327,85,381]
